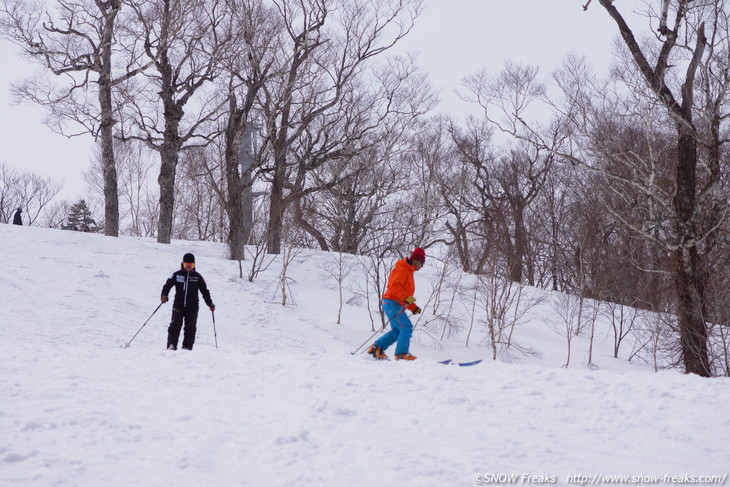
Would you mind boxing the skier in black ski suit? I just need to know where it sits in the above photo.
[13,207,22,225]
[161,253,215,350]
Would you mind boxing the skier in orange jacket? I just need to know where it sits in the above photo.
[367,247,425,361]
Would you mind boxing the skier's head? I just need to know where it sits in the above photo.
[182,253,195,271]
[410,247,426,271]
[17,207,21,211]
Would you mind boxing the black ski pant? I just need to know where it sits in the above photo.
[167,306,199,350]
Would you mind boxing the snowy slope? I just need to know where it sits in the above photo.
[2,224,729,487]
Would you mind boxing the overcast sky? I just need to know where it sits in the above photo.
[0,0,648,199]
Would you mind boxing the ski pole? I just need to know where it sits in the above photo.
[351,328,386,356]
[350,304,407,355]
[125,302,164,349]
[211,309,218,349]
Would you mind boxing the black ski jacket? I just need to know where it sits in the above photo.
[13,210,22,225]
[161,267,214,309]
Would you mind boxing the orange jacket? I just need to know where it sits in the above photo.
[383,258,418,312]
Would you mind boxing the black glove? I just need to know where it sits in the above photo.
[413,306,422,315]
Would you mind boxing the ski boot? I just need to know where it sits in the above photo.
[394,353,417,361]
[367,344,388,360]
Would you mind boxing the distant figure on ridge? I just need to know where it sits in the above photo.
[13,207,22,225]
[367,247,426,361]
[161,253,215,350]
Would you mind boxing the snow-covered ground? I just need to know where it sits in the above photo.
[2,224,729,487]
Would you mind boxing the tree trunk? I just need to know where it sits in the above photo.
[509,204,527,283]
[675,247,710,376]
[99,114,119,237]
[157,101,182,244]
[293,199,329,251]
[157,141,179,244]
[266,103,290,255]
[550,207,561,291]
[446,220,471,273]
[243,178,253,245]
[155,16,183,245]
[224,100,245,260]
[597,0,711,375]
[267,163,285,254]
[266,47,300,255]
[227,151,245,259]
[674,127,711,377]
[98,0,121,237]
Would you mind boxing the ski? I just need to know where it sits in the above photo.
[363,354,483,366]
[438,359,483,367]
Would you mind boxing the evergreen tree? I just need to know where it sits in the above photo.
[63,199,99,233]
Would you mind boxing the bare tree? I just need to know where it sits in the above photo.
[421,258,465,341]
[298,150,406,254]
[120,0,235,243]
[629,306,678,373]
[118,142,158,237]
[0,163,63,225]
[174,147,226,241]
[551,291,581,369]
[258,0,425,254]
[218,0,281,260]
[529,163,575,291]
[20,173,65,226]
[465,1,730,375]
[276,232,302,306]
[585,296,601,369]
[296,119,432,256]
[0,163,23,223]
[447,110,555,286]
[591,0,721,376]
[603,299,644,359]
[84,139,158,236]
[318,243,358,324]
[355,248,406,331]
[442,116,501,274]
[245,195,275,282]
[39,199,70,228]
[476,253,542,362]
[0,0,151,236]
[497,146,552,284]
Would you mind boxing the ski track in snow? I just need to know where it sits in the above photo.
[1,225,729,487]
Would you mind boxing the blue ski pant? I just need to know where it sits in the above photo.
[375,299,413,355]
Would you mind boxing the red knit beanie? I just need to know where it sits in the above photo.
[410,247,426,263]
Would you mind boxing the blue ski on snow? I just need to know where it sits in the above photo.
[438,359,483,367]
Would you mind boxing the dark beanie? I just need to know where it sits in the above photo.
[183,253,195,263]
[410,247,426,263]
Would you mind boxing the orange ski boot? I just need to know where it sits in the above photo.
[394,353,417,361]
[367,344,388,360]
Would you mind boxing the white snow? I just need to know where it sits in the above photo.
[2,224,729,486]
